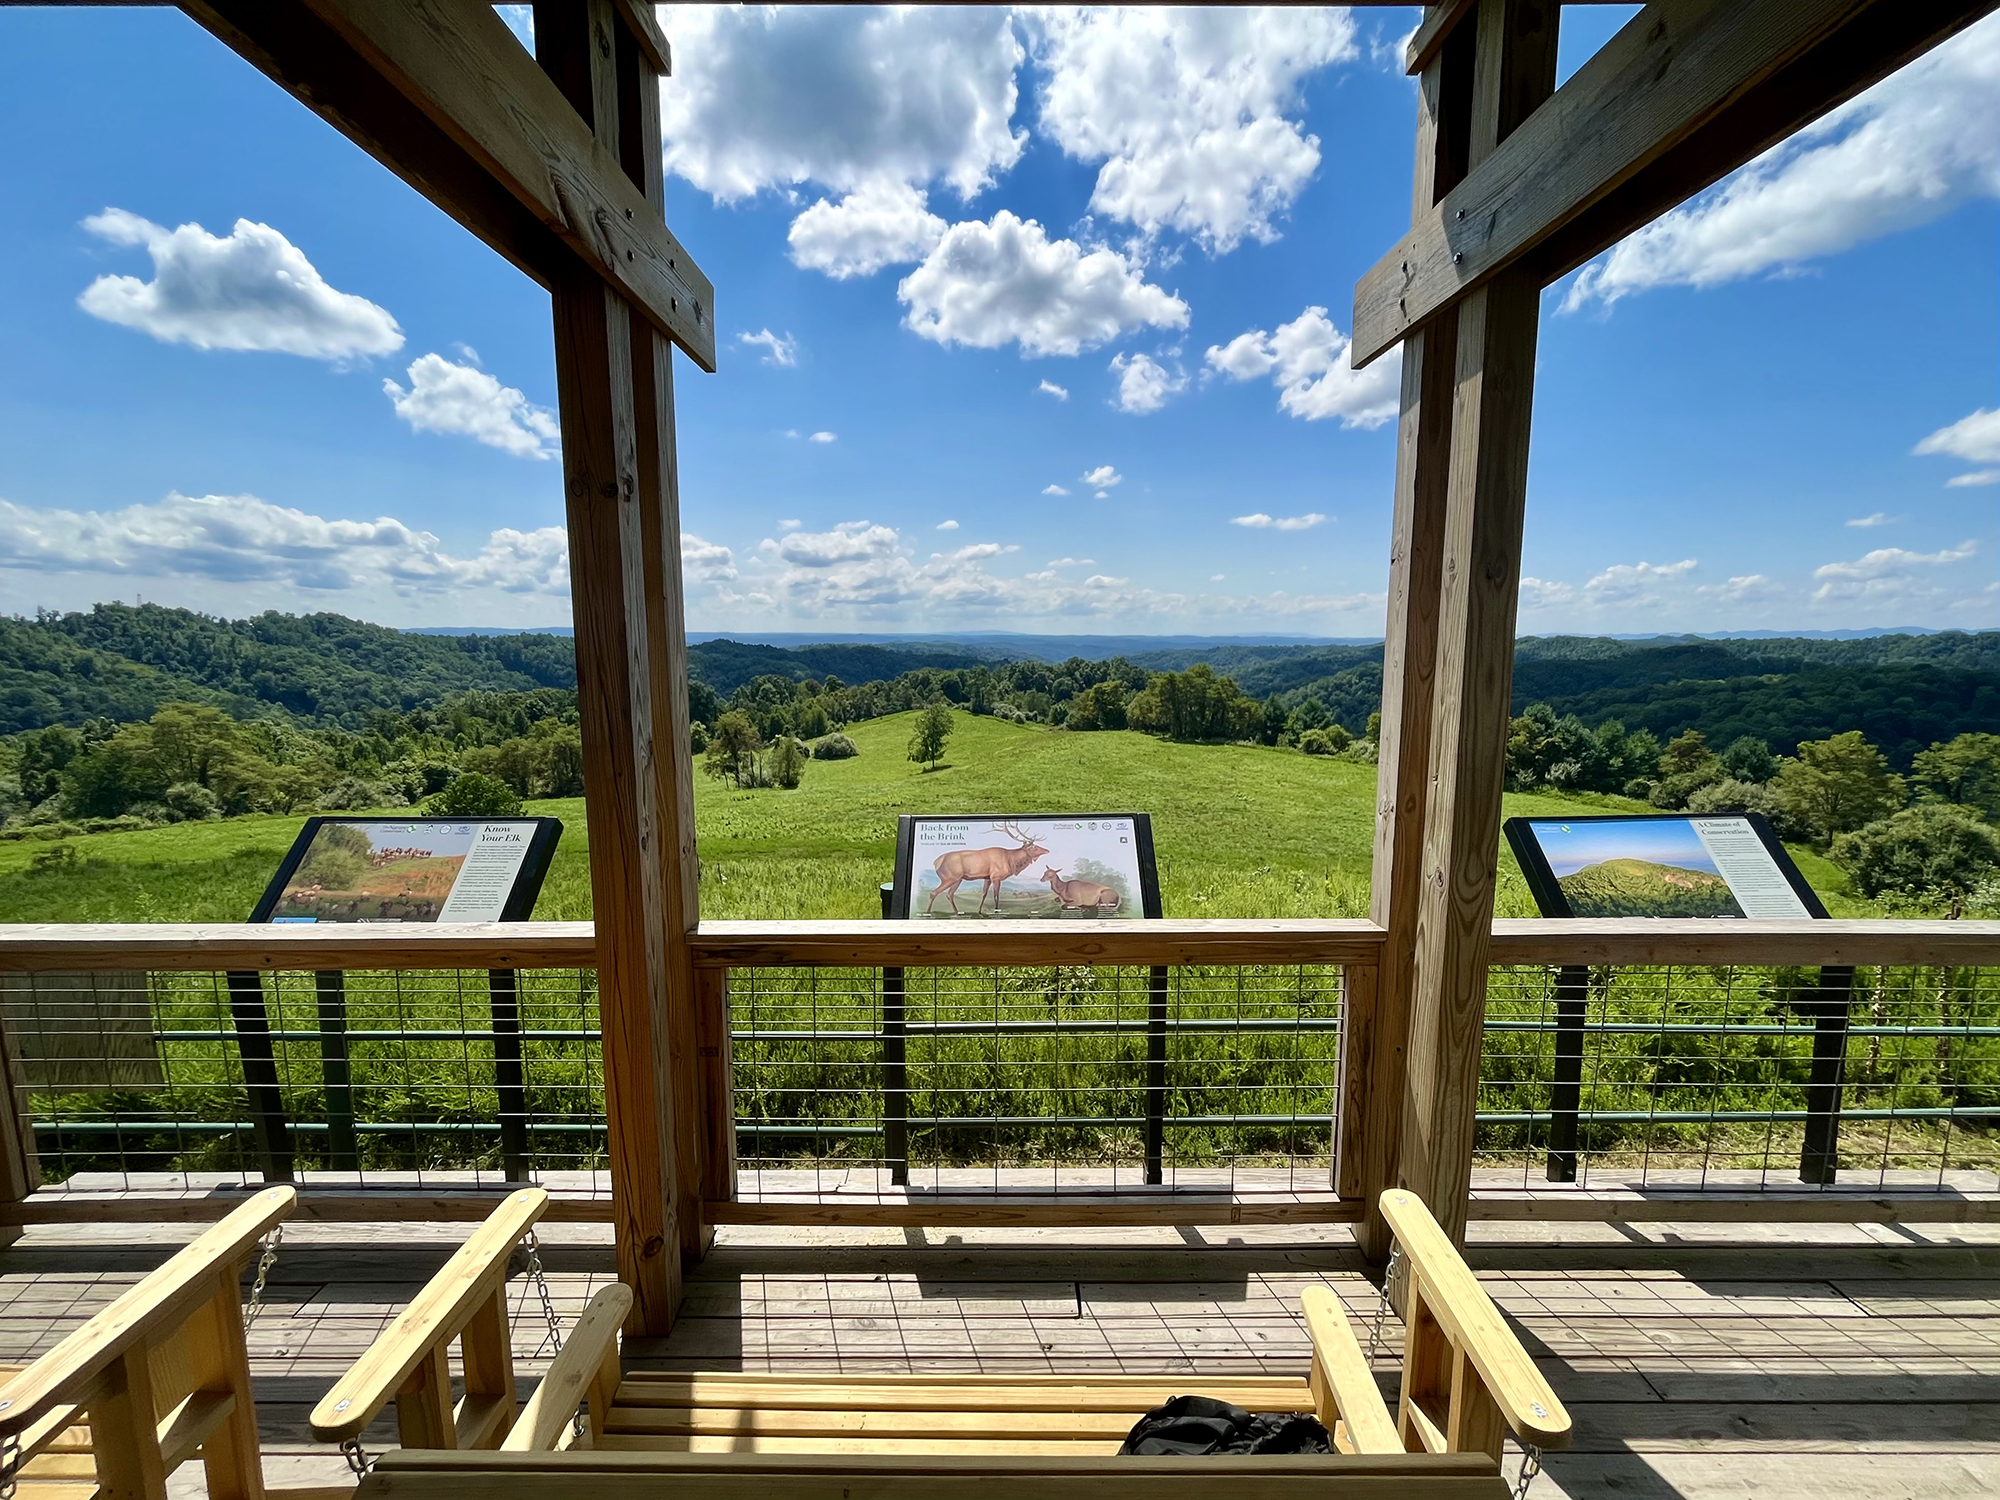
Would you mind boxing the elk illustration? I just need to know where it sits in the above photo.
[1039,866,1121,913]
[926,821,1049,916]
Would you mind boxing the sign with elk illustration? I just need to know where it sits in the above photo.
[892,813,1161,920]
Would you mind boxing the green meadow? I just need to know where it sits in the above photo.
[2,711,1984,1183]
[0,709,1869,923]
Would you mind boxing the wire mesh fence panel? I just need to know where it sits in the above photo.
[1478,962,2000,1189]
[726,963,1346,1200]
[7,967,605,1189]
[4,956,1992,1202]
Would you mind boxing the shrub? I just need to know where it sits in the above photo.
[424,771,524,817]
[1297,725,1353,757]
[315,777,407,812]
[811,733,859,760]
[1831,804,2000,901]
[164,781,222,821]
[769,735,807,790]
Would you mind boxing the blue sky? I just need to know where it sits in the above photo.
[0,5,1994,637]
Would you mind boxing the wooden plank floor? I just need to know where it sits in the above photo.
[0,1214,1991,1498]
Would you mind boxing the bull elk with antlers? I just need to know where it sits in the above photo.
[926,820,1048,916]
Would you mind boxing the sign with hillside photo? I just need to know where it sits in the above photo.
[250,817,562,924]
[1506,814,1826,921]
[892,814,1162,920]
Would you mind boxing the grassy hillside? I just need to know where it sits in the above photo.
[0,711,1866,923]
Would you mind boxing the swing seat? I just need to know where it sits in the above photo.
[308,1187,630,1464]
[344,1189,1568,1498]
[0,1185,296,1500]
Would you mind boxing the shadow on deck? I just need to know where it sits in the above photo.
[0,1211,1991,1497]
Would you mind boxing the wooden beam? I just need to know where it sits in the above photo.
[540,0,683,1338]
[705,1197,1364,1229]
[183,0,715,370]
[1349,20,1477,1260]
[688,919,1391,969]
[1486,917,2000,967]
[609,4,713,1271]
[1406,1,1481,76]
[1398,0,1560,1250]
[0,923,596,973]
[0,919,1986,977]
[1355,0,1995,366]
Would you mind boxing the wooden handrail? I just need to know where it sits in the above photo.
[502,1283,633,1451]
[687,919,1389,968]
[1301,1285,1401,1454]
[1378,1191,1571,1450]
[0,1184,294,1436]
[0,917,1989,974]
[0,921,596,972]
[309,1186,548,1443]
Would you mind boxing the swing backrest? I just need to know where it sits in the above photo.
[0,1184,295,1498]
[309,1186,549,1453]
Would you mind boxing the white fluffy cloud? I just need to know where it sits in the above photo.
[1812,540,1979,603]
[1232,512,1326,531]
[1081,466,1122,490]
[1564,16,2000,310]
[1914,407,2000,487]
[0,491,565,594]
[680,534,736,582]
[1847,512,1892,528]
[787,180,948,278]
[1037,379,1069,401]
[1517,558,1700,613]
[659,5,1024,201]
[809,430,837,443]
[383,353,559,460]
[705,517,1380,627]
[1205,306,1400,428]
[1028,7,1357,253]
[1042,484,1070,496]
[1109,352,1185,414]
[738,328,798,367]
[898,212,1188,357]
[77,209,402,360]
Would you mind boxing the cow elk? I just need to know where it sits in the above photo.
[1039,865,1121,912]
[926,820,1049,915]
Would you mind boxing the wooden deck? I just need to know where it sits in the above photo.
[0,1208,1991,1497]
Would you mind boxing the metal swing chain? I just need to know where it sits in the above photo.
[519,1231,589,1441]
[1,1430,22,1500]
[244,1222,284,1326]
[1514,1445,1544,1499]
[340,1437,374,1479]
[1366,1244,1403,1365]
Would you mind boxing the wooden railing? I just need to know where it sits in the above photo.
[0,919,1991,1232]
[0,916,1992,973]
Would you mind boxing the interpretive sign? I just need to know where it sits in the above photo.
[891,813,1162,920]
[250,816,562,924]
[1505,812,1826,920]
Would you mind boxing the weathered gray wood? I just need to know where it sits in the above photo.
[182,0,714,368]
[1399,0,1559,1249]
[540,0,682,1337]
[1354,0,1996,366]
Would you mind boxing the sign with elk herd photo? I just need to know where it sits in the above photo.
[893,814,1162,920]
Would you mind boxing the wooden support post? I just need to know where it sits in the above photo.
[187,1281,264,1500]
[615,18,711,1268]
[538,0,685,1333]
[1349,17,1475,1261]
[1395,0,1558,1249]
[0,1012,38,1244]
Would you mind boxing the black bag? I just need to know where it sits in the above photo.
[1118,1394,1333,1456]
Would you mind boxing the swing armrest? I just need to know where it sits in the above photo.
[1378,1191,1572,1451]
[310,1187,549,1443]
[0,1185,295,1440]
[1301,1286,1401,1453]
[502,1283,633,1450]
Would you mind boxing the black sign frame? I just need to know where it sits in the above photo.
[890,812,1163,920]
[1504,811,1828,921]
[249,815,564,925]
